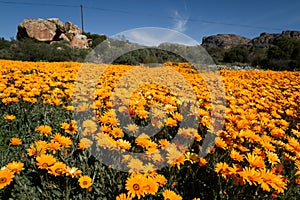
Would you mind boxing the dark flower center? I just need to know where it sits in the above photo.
[0,177,7,183]
[42,163,48,168]
[55,168,63,174]
[133,183,140,190]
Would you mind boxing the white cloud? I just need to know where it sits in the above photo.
[172,10,188,32]
[113,27,198,47]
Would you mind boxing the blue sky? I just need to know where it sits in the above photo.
[0,0,300,44]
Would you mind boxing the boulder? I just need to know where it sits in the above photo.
[65,21,82,33]
[17,18,91,48]
[69,34,92,49]
[17,18,58,42]
[47,18,65,33]
[202,34,251,49]
[59,33,70,42]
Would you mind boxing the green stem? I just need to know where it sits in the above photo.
[65,177,70,200]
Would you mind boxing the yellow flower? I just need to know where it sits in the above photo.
[35,125,52,136]
[9,137,22,146]
[6,161,24,174]
[238,167,261,185]
[162,189,182,200]
[267,151,280,166]
[48,162,66,176]
[4,115,16,122]
[27,140,48,157]
[61,120,77,134]
[111,127,123,138]
[198,158,208,167]
[166,147,185,169]
[125,173,147,199]
[165,117,177,127]
[215,137,227,150]
[36,154,56,169]
[116,193,132,200]
[215,162,230,178]
[144,177,159,195]
[185,152,199,164]
[245,153,265,169]
[78,138,93,150]
[230,149,244,162]
[125,123,139,134]
[154,174,167,186]
[65,166,82,178]
[0,169,14,189]
[78,175,92,189]
[56,135,72,148]
[116,139,131,151]
[48,140,61,154]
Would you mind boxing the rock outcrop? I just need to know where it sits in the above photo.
[17,18,90,48]
[249,32,280,48]
[202,34,251,49]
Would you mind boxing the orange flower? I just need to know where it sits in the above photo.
[116,139,131,151]
[266,151,280,166]
[166,147,185,169]
[238,167,261,185]
[65,166,82,178]
[36,154,56,169]
[215,137,227,150]
[125,123,139,134]
[27,140,48,157]
[35,125,52,135]
[0,169,14,189]
[48,162,66,176]
[270,127,285,139]
[116,193,132,200]
[154,174,167,186]
[165,117,177,127]
[245,153,265,169]
[4,115,16,122]
[127,158,144,173]
[6,161,24,174]
[162,189,182,200]
[48,140,61,154]
[125,173,147,199]
[199,158,208,167]
[56,135,72,148]
[78,175,92,189]
[9,137,22,146]
[215,162,230,178]
[61,120,77,134]
[78,138,93,150]
[143,177,159,195]
[111,127,123,138]
[230,149,244,162]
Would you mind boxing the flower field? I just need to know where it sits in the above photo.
[0,59,300,199]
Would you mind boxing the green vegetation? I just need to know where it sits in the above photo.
[112,48,186,65]
[207,36,300,71]
[0,38,90,62]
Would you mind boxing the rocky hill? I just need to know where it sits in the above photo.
[202,30,300,49]
[17,18,91,48]
[202,34,250,49]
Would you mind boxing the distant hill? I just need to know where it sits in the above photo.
[202,30,300,49]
